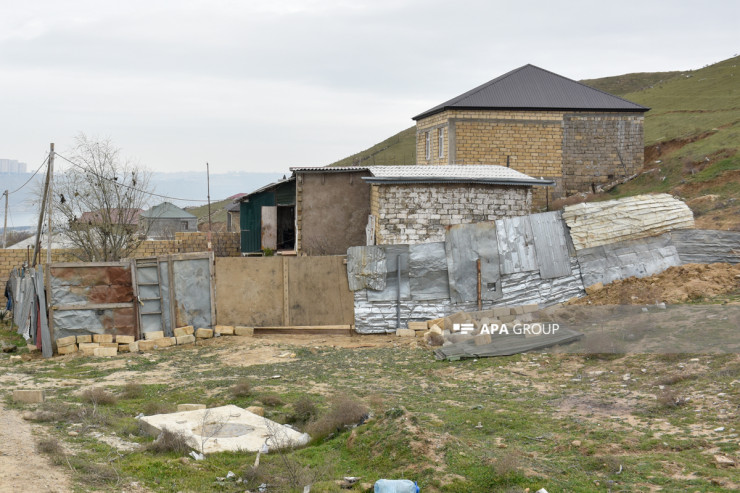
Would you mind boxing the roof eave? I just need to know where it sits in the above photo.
[413,105,649,120]
[362,177,555,187]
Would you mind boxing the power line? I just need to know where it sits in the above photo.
[7,153,49,195]
[53,151,209,203]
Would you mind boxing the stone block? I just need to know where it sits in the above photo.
[144,331,165,340]
[78,342,100,355]
[396,328,416,337]
[499,314,516,323]
[407,321,427,331]
[76,335,92,344]
[100,342,119,348]
[137,340,156,351]
[57,343,78,355]
[93,347,117,357]
[92,334,114,343]
[116,335,135,344]
[118,344,130,353]
[153,337,174,348]
[128,341,139,352]
[512,306,526,315]
[13,389,45,404]
[522,304,540,313]
[427,317,445,330]
[176,334,195,345]
[429,324,443,335]
[195,328,214,339]
[214,325,234,335]
[177,404,206,412]
[492,306,512,318]
[174,325,194,337]
[474,333,492,346]
[56,335,76,347]
[234,326,254,337]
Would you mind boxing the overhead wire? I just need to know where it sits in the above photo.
[53,151,209,203]
[6,153,49,195]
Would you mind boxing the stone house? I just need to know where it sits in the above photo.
[413,64,649,208]
[140,202,198,239]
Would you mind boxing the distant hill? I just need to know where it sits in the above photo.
[329,126,416,168]
[580,71,683,97]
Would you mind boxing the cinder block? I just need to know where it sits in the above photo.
[174,325,194,337]
[153,337,174,348]
[56,336,77,347]
[92,334,114,343]
[214,325,234,335]
[234,326,254,337]
[407,321,427,331]
[93,347,117,357]
[195,328,213,339]
[177,403,206,412]
[137,340,156,351]
[176,334,195,345]
[474,333,492,346]
[116,335,135,344]
[76,335,92,344]
[13,389,45,404]
[144,331,164,340]
[396,329,416,337]
[57,344,78,355]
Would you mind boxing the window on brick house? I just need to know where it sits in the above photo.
[425,131,431,160]
[182,221,189,230]
[438,128,444,158]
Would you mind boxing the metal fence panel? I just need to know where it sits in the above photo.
[409,242,450,300]
[495,216,538,274]
[346,246,387,291]
[445,222,502,303]
[530,211,572,279]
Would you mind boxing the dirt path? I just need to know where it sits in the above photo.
[0,401,72,493]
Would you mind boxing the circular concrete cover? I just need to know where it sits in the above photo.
[196,423,256,438]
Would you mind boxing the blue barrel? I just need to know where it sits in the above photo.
[374,479,419,493]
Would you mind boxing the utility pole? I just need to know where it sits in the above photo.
[47,143,54,265]
[32,146,52,266]
[2,190,8,249]
[206,162,212,251]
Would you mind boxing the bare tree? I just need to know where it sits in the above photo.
[50,134,153,261]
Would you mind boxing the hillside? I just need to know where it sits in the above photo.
[329,56,740,229]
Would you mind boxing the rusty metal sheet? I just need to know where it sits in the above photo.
[409,242,449,300]
[445,222,502,303]
[346,246,386,291]
[495,216,538,274]
[530,211,572,279]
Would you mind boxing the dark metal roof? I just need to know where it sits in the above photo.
[239,176,295,202]
[413,64,649,120]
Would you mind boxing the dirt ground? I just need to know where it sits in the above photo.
[571,262,740,305]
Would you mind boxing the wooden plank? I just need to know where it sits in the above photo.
[214,257,284,327]
[35,265,53,358]
[254,325,352,335]
[287,256,355,326]
[282,256,290,326]
[53,302,134,311]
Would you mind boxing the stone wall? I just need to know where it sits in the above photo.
[415,109,645,209]
[374,183,531,245]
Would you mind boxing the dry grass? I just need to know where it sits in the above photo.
[657,390,687,408]
[260,394,284,407]
[231,378,252,398]
[120,382,144,399]
[147,428,192,454]
[143,401,175,416]
[656,373,698,386]
[306,396,369,440]
[80,387,118,406]
[288,396,317,425]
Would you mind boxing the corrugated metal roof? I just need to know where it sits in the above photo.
[141,202,197,219]
[362,165,554,186]
[413,64,649,120]
[290,166,370,173]
[239,176,295,201]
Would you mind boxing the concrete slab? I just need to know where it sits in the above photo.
[139,405,310,454]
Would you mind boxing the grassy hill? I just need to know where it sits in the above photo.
[329,56,740,229]
[185,198,233,230]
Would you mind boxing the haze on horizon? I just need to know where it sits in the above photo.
[1,0,737,176]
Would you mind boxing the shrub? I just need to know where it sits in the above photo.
[80,387,118,406]
[306,397,369,441]
[120,382,144,399]
[289,396,317,424]
[231,379,252,398]
[147,428,192,454]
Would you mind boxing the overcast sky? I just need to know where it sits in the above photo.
[1,0,737,176]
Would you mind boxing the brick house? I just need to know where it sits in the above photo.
[413,64,649,208]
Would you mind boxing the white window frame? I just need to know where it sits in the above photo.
[425,131,431,160]
[438,127,444,159]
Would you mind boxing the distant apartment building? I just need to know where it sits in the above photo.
[0,159,28,174]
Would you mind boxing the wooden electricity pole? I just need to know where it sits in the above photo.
[2,190,8,249]
[32,146,53,267]
[206,162,212,251]
[47,144,54,265]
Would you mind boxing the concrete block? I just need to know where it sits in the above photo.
[396,329,416,337]
[153,337,174,348]
[13,389,45,404]
[78,342,100,355]
[76,335,92,344]
[93,347,117,357]
[176,334,195,345]
[177,404,206,412]
[116,335,135,344]
[56,335,77,347]
[137,340,156,351]
[57,344,78,355]
[407,321,427,331]
[174,325,194,337]
[195,328,213,339]
[234,326,254,337]
[214,325,234,335]
[474,333,492,346]
[92,334,114,344]
[144,331,165,340]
